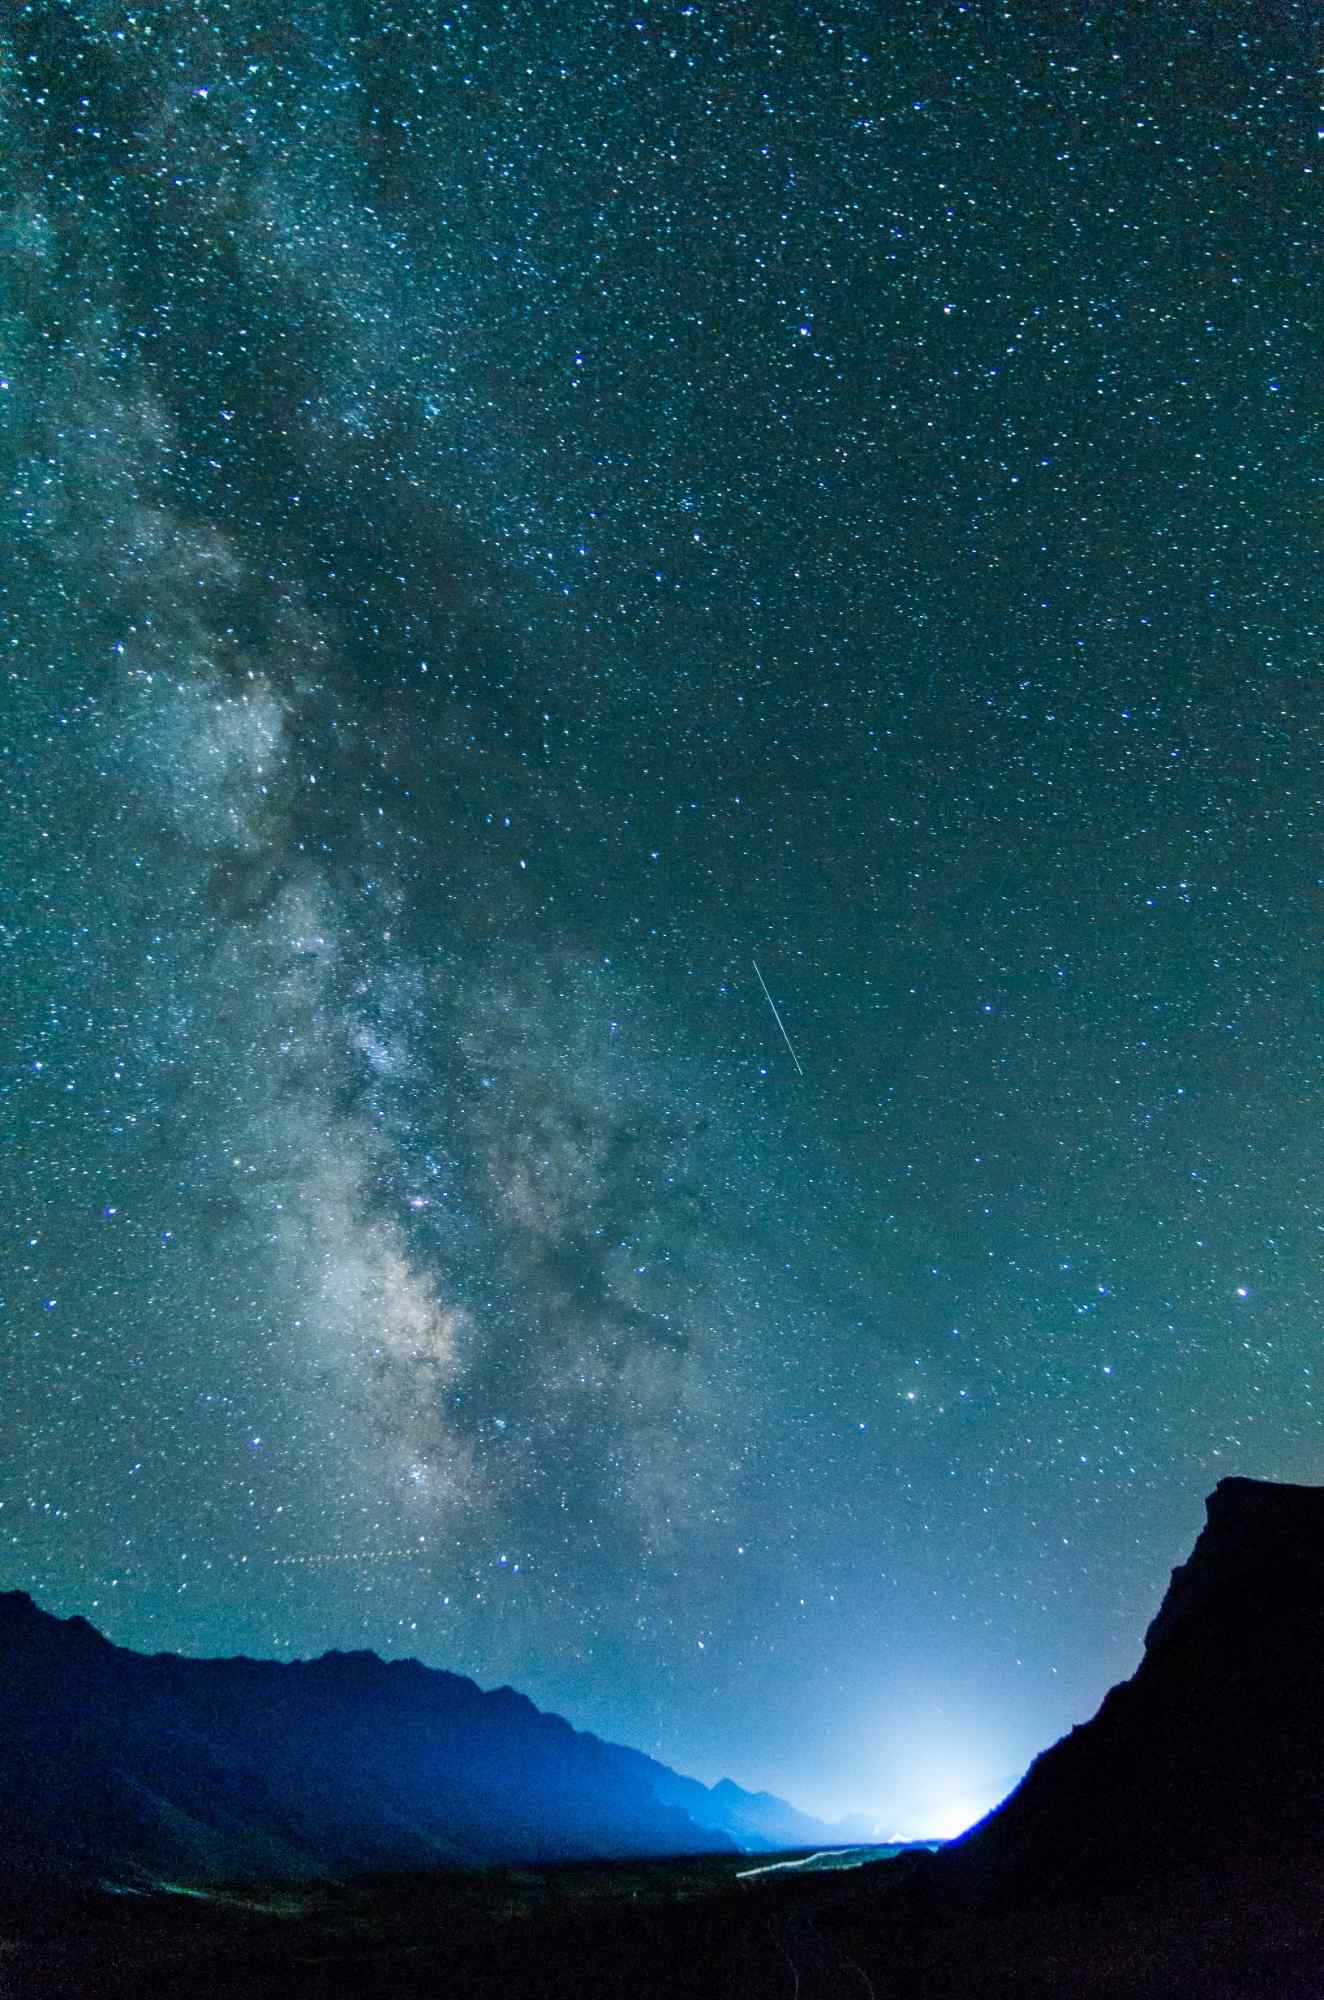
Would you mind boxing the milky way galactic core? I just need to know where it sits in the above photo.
[4,2,1318,1831]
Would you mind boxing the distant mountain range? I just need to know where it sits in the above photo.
[0,1591,860,1888]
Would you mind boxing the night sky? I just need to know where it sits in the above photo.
[4,1,1319,1837]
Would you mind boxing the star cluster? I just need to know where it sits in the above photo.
[2,1,1319,1830]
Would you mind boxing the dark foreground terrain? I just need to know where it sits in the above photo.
[10,1478,1324,1997]
[8,1841,1324,2000]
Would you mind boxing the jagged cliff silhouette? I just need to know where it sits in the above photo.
[943,1475,1324,1893]
[822,1476,1324,1998]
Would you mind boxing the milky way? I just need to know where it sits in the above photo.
[4,2,1319,1831]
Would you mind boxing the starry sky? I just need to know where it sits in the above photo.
[3,1,1320,1836]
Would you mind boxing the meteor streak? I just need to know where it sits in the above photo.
[752,960,804,1076]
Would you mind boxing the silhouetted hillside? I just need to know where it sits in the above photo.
[818,1475,1324,1996]
[939,1476,1324,1896]
[0,1592,837,1888]
[12,1478,1324,1997]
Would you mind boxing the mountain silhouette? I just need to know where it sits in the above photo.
[817,1475,1324,1997]
[0,1591,836,1888]
[939,1475,1324,1896]
[8,1479,1324,1997]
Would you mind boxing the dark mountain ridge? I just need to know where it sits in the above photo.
[0,1590,839,1888]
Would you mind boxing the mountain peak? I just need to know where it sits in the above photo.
[0,1589,107,1646]
[1143,1473,1324,1657]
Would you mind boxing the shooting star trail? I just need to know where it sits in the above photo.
[752,960,804,1077]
